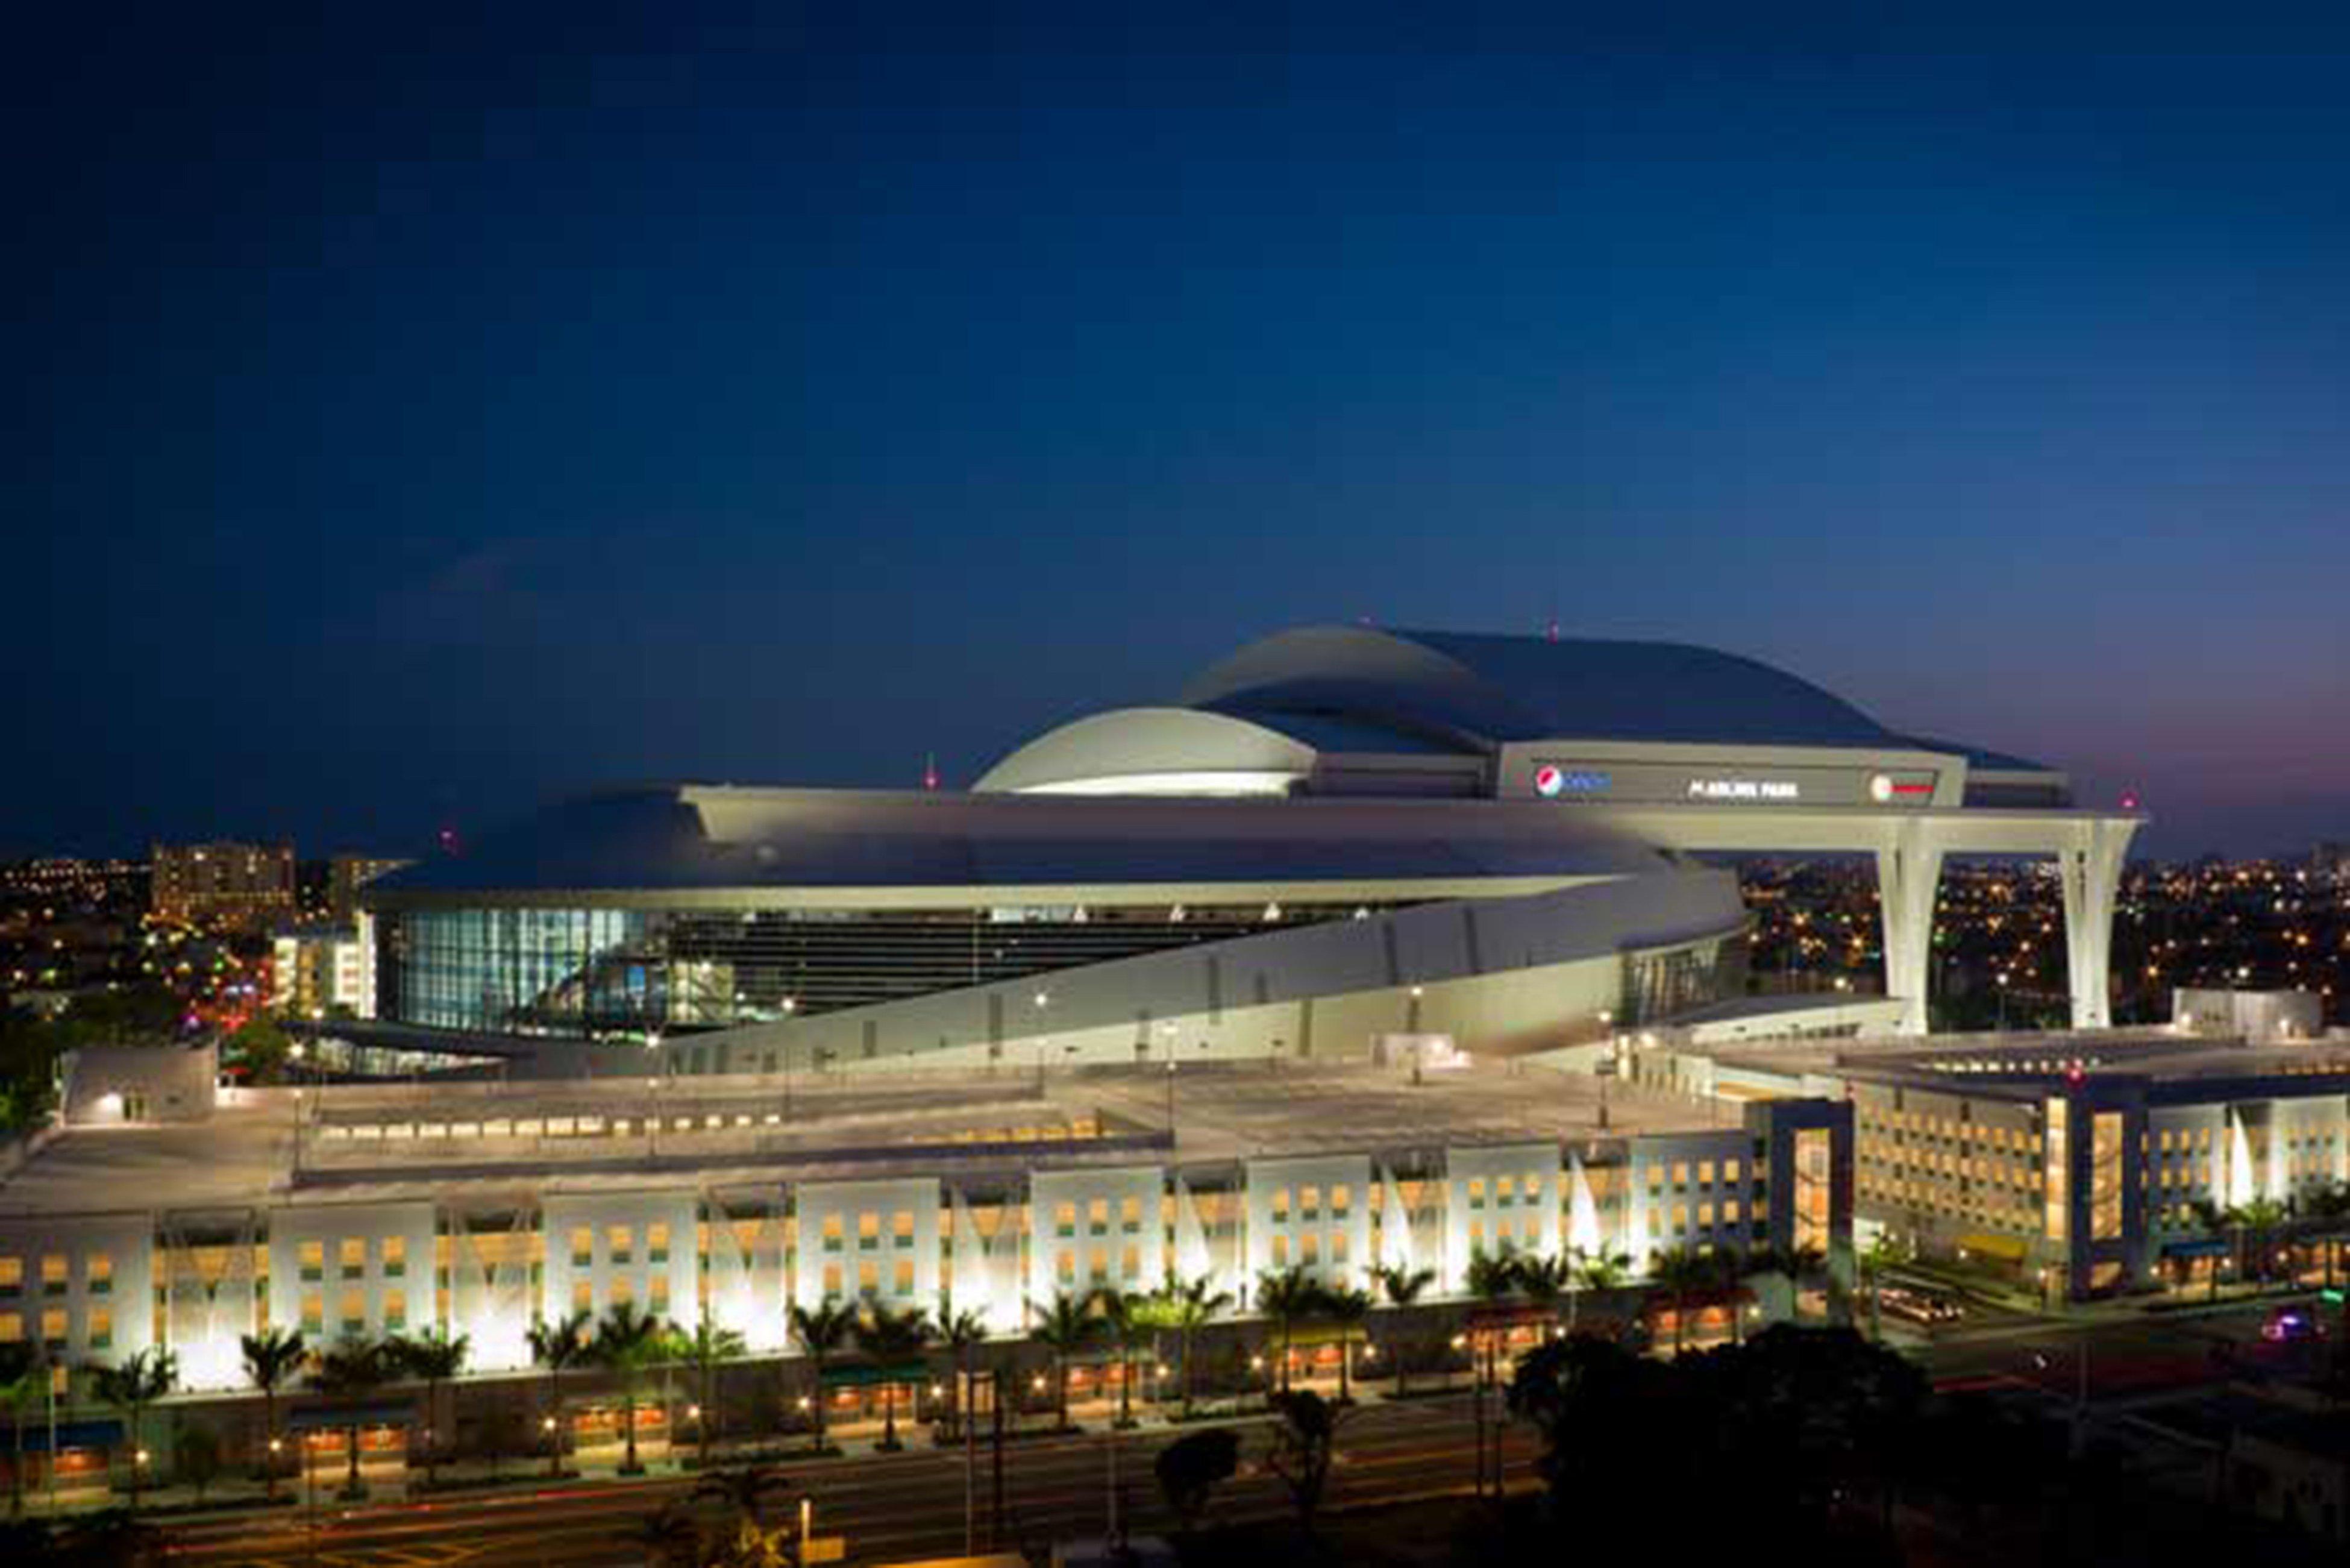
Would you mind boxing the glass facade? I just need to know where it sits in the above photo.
[1618,933,1749,1026]
[391,908,656,1033]
[378,901,1390,1036]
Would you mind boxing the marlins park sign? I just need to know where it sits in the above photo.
[1528,758,1941,809]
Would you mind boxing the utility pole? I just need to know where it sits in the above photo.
[1106,1416,1122,1551]
[991,1367,1006,1549]
[1470,1328,1487,1499]
[962,1357,977,1556]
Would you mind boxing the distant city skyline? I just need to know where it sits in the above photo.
[11,13,2348,859]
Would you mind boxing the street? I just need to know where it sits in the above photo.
[146,1298,2334,1567]
[163,1392,1539,1567]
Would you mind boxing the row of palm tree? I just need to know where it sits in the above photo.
[13,1237,1825,1509]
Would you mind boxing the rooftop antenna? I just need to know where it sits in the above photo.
[922,752,940,792]
[1545,611,1561,643]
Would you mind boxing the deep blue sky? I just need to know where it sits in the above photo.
[11,8,2349,860]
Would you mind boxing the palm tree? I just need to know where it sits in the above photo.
[305,1338,387,1500]
[1371,1264,1434,1397]
[239,1327,306,1502]
[672,1311,747,1467]
[88,1347,176,1511]
[592,1302,672,1475]
[624,1500,699,1568]
[2236,1197,2293,1287]
[0,1342,44,1517]
[1253,1267,1324,1393]
[527,1309,594,1477]
[1647,1247,1715,1356]
[855,1303,933,1451]
[1029,1291,1103,1431]
[936,1302,989,1440]
[389,1328,469,1486]
[1465,1247,1523,1307]
[692,1461,789,1529]
[1853,1233,1903,1341]
[1265,1389,1340,1541]
[1096,1288,1152,1428]
[1566,1247,1631,1334]
[788,1301,857,1453]
[1152,1275,1232,1417]
[1319,1286,1373,1404]
[1515,1254,1572,1319]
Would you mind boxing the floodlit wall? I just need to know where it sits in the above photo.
[268,1202,437,1347]
[1244,1154,1373,1293]
[791,1178,942,1316]
[1027,1165,1165,1309]
[2,1115,1864,1384]
[542,1191,698,1328]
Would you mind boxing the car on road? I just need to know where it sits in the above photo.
[2261,1305,2328,1343]
[1878,1286,1963,1326]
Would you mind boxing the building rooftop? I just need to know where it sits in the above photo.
[0,1061,1744,1217]
[1691,1029,2350,1103]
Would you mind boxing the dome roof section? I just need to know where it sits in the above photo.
[1182,625,1908,750]
[364,784,1678,902]
[973,707,1319,795]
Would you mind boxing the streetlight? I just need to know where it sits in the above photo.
[781,996,799,1119]
[1033,991,1051,1090]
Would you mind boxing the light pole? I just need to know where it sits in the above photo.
[781,996,798,1120]
[1033,991,1050,1092]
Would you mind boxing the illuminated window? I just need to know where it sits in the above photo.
[380,1238,404,1278]
[857,1260,879,1297]
[381,1290,406,1330]
[340,1238,366,1278]
[892,1211,915,1245]
[1088,1199,1110,1232]
[571,1228,594,1267]
[85,1253,111,1294]
[647,1223,669,1264]
[40,1255,67,1293]
[40,1309,66,1347]
[0,1312,19,1341]
[0,1258,17,1291]
[608,1226,633,1264]
[894,1259,914,1295]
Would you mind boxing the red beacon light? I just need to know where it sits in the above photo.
[2119,789,2141,811]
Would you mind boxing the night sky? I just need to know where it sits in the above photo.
[12,9,2349,861]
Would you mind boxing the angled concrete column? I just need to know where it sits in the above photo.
[1875,822,1946,1036]
[2059,818,2138,1029]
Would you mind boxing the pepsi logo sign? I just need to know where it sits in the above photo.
[1534,766,1610,798]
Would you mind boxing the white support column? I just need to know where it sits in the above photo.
[1875,821,1945,1036]
[2059,819,2138,1030]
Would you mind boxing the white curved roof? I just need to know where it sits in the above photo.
[972,707,1317,795]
